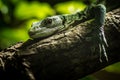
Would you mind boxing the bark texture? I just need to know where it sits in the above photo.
[0,8,120,80]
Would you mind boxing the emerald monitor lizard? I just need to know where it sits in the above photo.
[28,1,108,62]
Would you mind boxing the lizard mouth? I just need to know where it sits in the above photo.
[28,27,46,37]
[28,27,59,39]
[28,31,35,36]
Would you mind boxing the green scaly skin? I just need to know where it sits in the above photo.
[28,11,87,39]
[28,4,108,62]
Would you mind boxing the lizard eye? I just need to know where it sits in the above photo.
[44,18,52,25]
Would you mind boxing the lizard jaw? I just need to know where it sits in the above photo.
[28,27,59,39]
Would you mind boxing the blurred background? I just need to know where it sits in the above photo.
[0,0,120,80]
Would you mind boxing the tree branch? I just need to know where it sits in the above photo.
[0,8,120,80]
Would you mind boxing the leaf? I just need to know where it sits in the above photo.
[14,1,55,20]
[55,1,86,14]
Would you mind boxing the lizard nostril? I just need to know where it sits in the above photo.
[36,26,39,29]
[32,26,37,30]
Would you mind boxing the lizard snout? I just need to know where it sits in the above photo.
[28,30,35,37]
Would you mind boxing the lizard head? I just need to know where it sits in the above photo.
[28,16,64,39]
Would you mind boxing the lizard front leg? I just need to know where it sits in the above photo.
[91,4,108,62]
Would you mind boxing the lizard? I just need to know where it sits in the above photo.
[28,0,108,62]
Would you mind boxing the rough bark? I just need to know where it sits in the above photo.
[0,8,120,80]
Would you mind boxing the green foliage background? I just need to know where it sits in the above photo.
[0,0,120,80]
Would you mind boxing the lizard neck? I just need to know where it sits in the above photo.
[62,11,85,25]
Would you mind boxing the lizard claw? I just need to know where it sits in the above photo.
[99,43,108,62]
